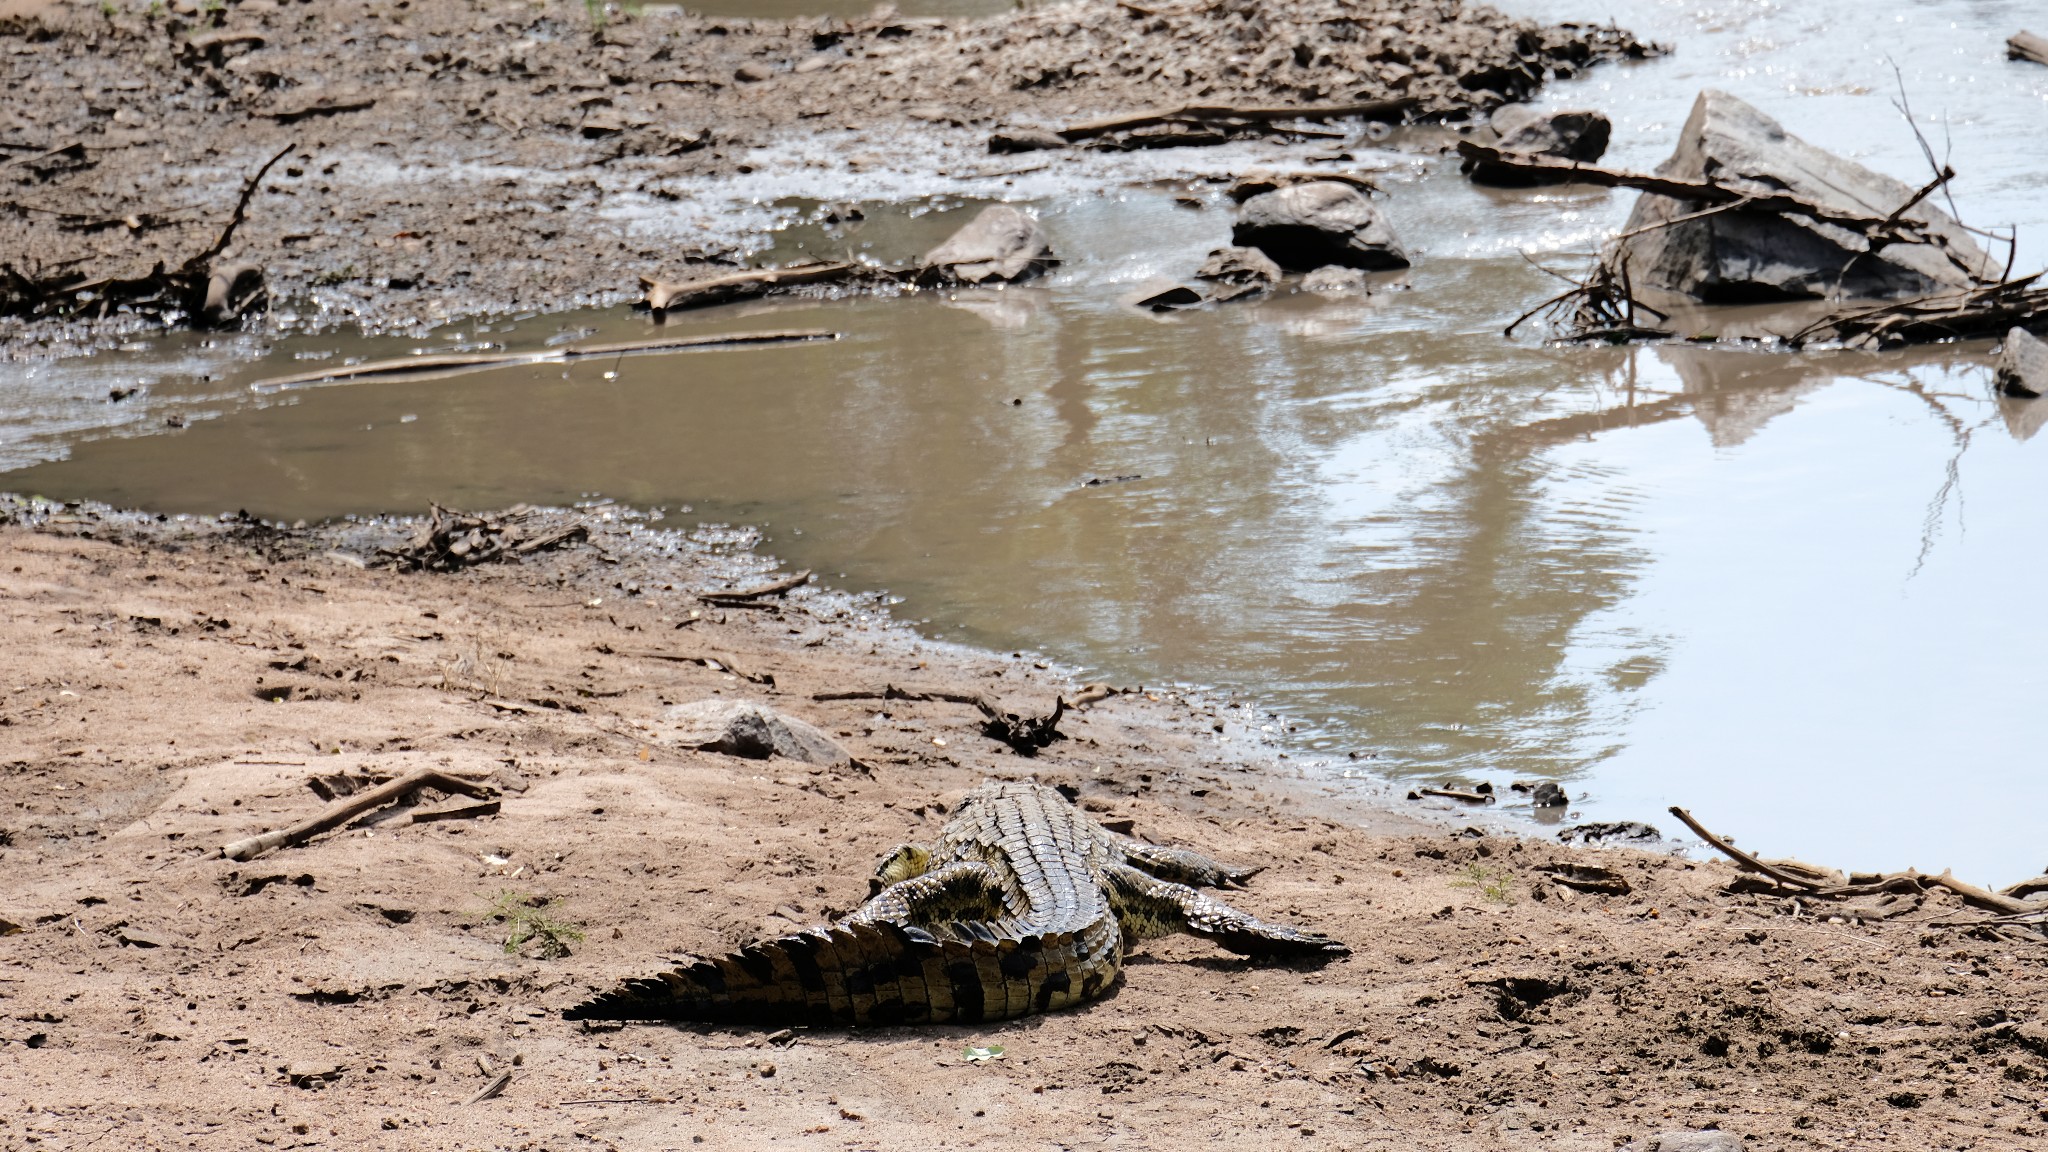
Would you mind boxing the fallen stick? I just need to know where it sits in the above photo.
[641,263,887,314]
[1416,787,1492,804]
[463,1070,513,1105]
[1915,871,2039,917]
[220,769,497,861]
[2010,30,2048,67]
[698,569,812,605]
[1058,99,1415,142]
[1667,806,1823,891]
[1453,141,1960,254]
[247,330,839,393]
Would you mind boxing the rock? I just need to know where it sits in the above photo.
[1529,781,1567,807]
[1463,104,1611,184]
[200,261,266,326]
[2011,31,2048,67]
[1300,265,1369,295]
[1231,182,1410,272]
[1195,245,1281,288]
[1133,284,1204,312]
[1612,90,1999,303]
[1621,1132,1743,1152]
[656,700,849,768]
[1226,170,1377,203]
[920,205,1057,285]
[1994,327,2048,399]
[1556,820,1660,845]
[734,61,774,83]
[1136,247,1279,311]
[987,127,1068,154]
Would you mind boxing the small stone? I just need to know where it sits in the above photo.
[1995,327,2047,399]
[1300,265,1369,295]
[734,62,774,83]
[1232,182,1409,272]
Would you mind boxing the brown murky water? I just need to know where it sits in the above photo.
[7,0,2048,881]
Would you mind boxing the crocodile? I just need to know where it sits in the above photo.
[564,779,1345,1026]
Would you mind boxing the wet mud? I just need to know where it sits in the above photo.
[0,0,1651,349]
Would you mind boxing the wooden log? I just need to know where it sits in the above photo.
[640,263,879,314]
[698,569,812,604]
[1667,806,1823,891]
[2010,30,2048,66]
[220,768,497,860]
[247,330,839,393]
[1453,141,1946,249]
[1058,98,1416,143]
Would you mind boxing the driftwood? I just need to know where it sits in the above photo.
[640,263,895,315]
[1672,805,2042,923]
[1058,99,1415,143]
[1412,786,1493,804]
[976,695,1067,756]
[1454,141,1959,255]
[2011,30,2048,67]
[220,768,498,861]
[378,504,587,572]
[2,143,290,324]
[247,330,839,393]
[1785,274,2048,349]
[698,569,812,606]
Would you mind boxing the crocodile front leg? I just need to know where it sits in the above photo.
[846,861,1006,929]
[1103,864,1347,957]
[1099,830,1263,888]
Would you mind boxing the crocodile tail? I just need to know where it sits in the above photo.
[563,923,1101,1026]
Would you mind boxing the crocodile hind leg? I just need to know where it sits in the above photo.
[1102,863,1347,957]
[1099,830,1262,888]
[846,861,1006,929]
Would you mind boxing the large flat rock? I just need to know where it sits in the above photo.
[1613,90,1998,302]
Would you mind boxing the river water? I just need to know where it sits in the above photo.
[5,0,2046,882]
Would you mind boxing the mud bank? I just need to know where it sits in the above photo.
[0,0,1652,350]
[2,497,2045,1150]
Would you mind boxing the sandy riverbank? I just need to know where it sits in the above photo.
[1,497,2044,1150]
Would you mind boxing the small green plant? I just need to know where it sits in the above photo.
[583,0,606,30]
[1449,862,1516,904]
[484,891,585,959]
[99,0,117,17]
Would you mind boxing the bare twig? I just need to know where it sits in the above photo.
[698,570,813,605]
[220,769,497,860]
[1667,806,1822,891]
[248,331,839,393]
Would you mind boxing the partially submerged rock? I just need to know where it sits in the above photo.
[920,204,1057,286]
[1995,327,2048,399]
[1611,90,1999,303]
[1299,265,1369,295]
[656,700,850,768]
[1135,246,1279,311]
[1231,182,1410,273]
[1463,104,1611,185]
[1194,246,1280,296]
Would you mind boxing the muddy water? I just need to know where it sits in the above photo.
[9,0,2048,882]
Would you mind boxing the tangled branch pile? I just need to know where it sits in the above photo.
[1,145,288,326]
[378,504,588,572]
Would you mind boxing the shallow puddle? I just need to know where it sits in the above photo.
[7,0,2048,882]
